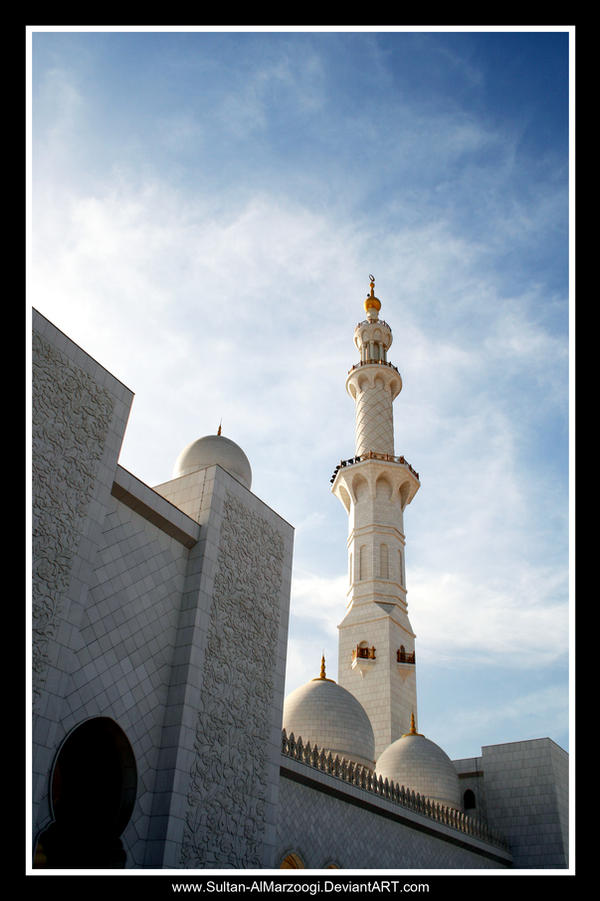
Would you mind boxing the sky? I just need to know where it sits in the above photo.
[28,26,573,762]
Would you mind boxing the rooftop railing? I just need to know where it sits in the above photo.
[281,729,509,852]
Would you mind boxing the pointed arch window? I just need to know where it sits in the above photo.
[359,545,367,580]
[380,543,389,579]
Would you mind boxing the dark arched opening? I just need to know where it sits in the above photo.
[463,788,476,811]
[34,717,137,868]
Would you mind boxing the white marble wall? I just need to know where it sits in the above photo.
[481,738,569,868]
[276,761,510,869]
[31,310,294,870]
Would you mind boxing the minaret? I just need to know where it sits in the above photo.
[331,277,421,760]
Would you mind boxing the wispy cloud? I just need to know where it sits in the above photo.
[30,29,570,758]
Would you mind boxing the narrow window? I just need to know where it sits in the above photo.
[380,544,389,579]
[359,545,367,580]
[464,789,476,810]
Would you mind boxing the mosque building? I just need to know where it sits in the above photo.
[30,279,569,871]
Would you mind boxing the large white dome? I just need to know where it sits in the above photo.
[375,720,460,810]
[282,662,375,770]
[173,433,252,489]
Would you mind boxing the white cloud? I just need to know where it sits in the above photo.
[411,566,568,668]
[30,32,569,759]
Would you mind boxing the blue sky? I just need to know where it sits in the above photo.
[29,27,572,761]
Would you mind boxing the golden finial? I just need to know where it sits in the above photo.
[364,274,381,317]
[312,653,335,682]
[217,421,222,436]
[402,711,423,737]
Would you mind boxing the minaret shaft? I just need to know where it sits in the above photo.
[331,279,420,759]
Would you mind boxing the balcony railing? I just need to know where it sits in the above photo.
[352,645,376,661]
[397,648,415,664]
[348,359,400,375]
[331,451,419,484]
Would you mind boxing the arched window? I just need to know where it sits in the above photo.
[380,543,389,579]
[33,717,137,868]
[280,852,305,868]
[398,549,405,587]
[359,545,367,580]
[463,789,476,810]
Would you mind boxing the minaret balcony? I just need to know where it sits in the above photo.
[330,451,420,484]
[351,644,376,677]
[397,647,415,665]
[346,360,403,402]
[347,359,400,375]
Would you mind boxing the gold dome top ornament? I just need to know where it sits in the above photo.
[364,275,381,320]
[402,711,424,737]
[312,654,336,682]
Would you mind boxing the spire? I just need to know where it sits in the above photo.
[217,421,222,436]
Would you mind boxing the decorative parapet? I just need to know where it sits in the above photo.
[281,729,509,852]
[330,451,419,485]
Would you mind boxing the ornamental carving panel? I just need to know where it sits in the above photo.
[32,330,114,708]
[181,493,285,868]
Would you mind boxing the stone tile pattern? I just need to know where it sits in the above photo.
[32,326,115,707]
[179,491,288,868]
[276,772,505,870]
[31,312,134,835]
[453,756,488,821]
[481,739,569,868]
[81,497,192,866]
[354,378,395,457]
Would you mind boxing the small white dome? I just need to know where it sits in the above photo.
[375,724,460,810]
[173,434,252,489]
[283,664,375,770]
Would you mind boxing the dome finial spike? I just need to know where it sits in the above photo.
[402,711,423,737]
[217,420,222,436]
[369,274,375,297]
[320,654,326,680]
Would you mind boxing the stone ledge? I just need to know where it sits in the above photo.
[112,465,201,548]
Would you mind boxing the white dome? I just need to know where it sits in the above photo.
[375,726,460,810]
[283,667,375,770]
[173,434,252,488]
